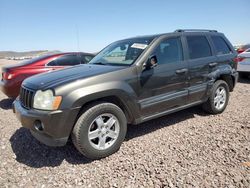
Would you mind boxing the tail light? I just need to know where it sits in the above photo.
[237,57,246,62]
[234,57,245,63]
[2,72,13,80]
[233,57,246,70]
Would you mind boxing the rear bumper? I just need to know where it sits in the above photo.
[13,99,80,146]
[237,61,250,72]
[0,80,19,98]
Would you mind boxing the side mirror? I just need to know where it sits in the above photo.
[143,55,158,70]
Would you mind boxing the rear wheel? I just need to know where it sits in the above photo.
[71,102,127,159]
[202,80,229,114]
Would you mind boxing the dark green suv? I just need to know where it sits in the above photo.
[13,29,238,159]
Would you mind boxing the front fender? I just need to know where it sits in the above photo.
[60,81,140,123]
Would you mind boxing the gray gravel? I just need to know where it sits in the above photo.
[0,60,249,187]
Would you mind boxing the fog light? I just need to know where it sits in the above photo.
[34,120,44,131]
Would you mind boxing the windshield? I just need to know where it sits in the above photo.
[89,37,154,66]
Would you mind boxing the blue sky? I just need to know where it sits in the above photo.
[0,0,249,52]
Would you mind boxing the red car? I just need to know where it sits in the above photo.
[0,52,94,98]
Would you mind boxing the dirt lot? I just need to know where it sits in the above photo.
[0,60,249,187]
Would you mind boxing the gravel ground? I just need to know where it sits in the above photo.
[0,60,249,187]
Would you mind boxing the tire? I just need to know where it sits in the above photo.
[71,102,127,159]
[202,80,229,114]
[239,72,249,79]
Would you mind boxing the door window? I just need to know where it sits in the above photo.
[153,37,183,64]
[187,36,212,59]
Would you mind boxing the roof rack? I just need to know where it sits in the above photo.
[175,29,217,33]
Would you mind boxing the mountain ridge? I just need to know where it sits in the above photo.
[0,50,61,59]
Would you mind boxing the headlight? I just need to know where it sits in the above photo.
[33,90,62,110]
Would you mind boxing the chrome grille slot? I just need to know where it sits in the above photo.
[20,87,34,109]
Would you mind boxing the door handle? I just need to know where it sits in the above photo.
[176,68,188,74]
[209,62,217,67]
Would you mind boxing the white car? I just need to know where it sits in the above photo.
[237,48,250,78]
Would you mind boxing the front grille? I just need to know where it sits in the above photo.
[20,87,34,109]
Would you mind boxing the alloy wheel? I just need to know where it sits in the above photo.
[214,86,227,110]
[88,113,120,150]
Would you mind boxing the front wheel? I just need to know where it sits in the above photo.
[71,102,127,159]
[202,80,229,114]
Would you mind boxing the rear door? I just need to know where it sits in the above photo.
[138,36,189,117]
[184,34,217,103]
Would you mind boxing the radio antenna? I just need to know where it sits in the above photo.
[76,24,80,52]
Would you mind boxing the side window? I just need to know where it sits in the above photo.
[187,36,212,59]
[47,59,57,66]
[153,37,183,65]
[81,55,94,64]
[211,36,232,55]
[48,55,80,66]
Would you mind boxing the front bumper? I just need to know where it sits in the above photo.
[13,100,80,146]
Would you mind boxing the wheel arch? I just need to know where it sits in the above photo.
[75,95,135,124]
[211,64,236,92]
[215,74,235,92]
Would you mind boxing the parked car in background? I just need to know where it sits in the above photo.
[0,52,94,98]
[13,29,238,159]
[235,44,250,54]
[237,48,250,78]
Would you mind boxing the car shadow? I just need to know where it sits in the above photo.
[10,128,92,168]
[10,106,209,168]
[0,98,14,110]
[238,77,250,84]
[126,106,207,140]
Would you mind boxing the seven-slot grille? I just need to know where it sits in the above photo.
[20,87,34,109]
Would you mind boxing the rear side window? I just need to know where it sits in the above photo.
[153,37,183,64]
[211,36,232,55]
[48,55,81,66]
[187,36,212,59]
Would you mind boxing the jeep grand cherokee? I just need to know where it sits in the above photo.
[13,29,238,159]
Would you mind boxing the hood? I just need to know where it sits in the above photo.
[23,64,125,90]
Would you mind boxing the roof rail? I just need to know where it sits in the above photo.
[175,29,217,33]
